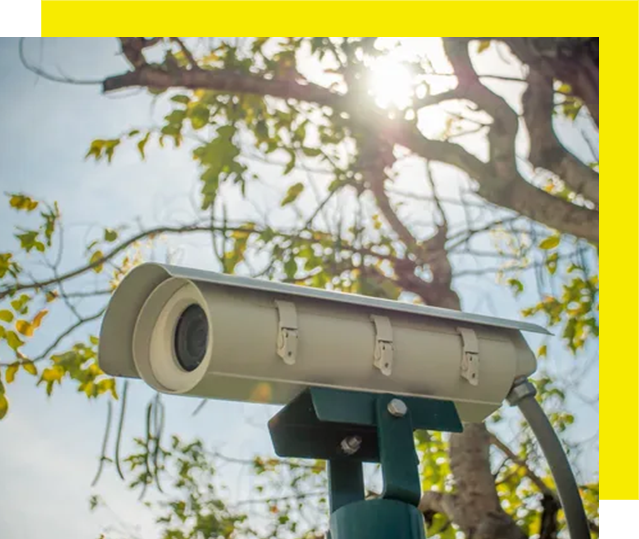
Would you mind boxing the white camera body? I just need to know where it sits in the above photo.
[98,263,546,423]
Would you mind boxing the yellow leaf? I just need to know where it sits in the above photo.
[46,290,59,303]
[31,310,48,330]
[22,361,37,376]
[97,378,118,398]
[0,393,8,419]
[0,310,14,323]
[41,367,64,383]
[477,40,491,53]
[15,319,33,337]
[5,363,19,383]
[9,194,39,212]
[90,250,104,273]
[539,236,560,250]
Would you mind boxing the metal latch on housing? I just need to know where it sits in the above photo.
[371,315,393,376]
[457,327,479,386]
[275,301,298,365]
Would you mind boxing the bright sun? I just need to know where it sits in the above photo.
[368,57,415,110]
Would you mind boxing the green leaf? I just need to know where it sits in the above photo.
[165,109,187,128]
[104,139,120,163]
[328,179,347,193]
[6,331,24,351]
[0,393,8,420]
[104,228,118,242]
[86,139,120,162]
[283,153,296,175]
[561,97,582,121]
[539,236,560,250]
[5,363,18,383]
[8,194,39,212]
[477,40,491,53]
[301,147,322,158]
[16,230,43,253]
[171,95,191,105]
[10,294,30,314]
[86,139,104,160]
[188,104,210,130]
[0,253,19,279]
[284,258,297,279]
[546,252,558,275]
[41,203,59,246]
[281,183,304,207]
[90,251,104,273]
[0,310,13,323]
[507,279,524,296]
[137,132,151,160]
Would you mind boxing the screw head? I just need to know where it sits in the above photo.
[387,398,408,417]
[340,435,362,455]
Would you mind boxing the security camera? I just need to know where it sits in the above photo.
[98,263,547,423]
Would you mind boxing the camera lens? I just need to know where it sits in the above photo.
[174,304,208,372]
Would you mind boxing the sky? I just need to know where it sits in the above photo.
[0,37,598,539]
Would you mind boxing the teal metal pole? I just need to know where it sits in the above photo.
[330,498,426,539]
[329,394,427,539]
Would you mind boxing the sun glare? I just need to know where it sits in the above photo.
[368,57,415,110]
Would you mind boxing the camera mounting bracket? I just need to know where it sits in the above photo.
[267,387,463,539]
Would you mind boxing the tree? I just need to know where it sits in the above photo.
[3,37,598,539]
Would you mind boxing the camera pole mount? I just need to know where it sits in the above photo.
[268,388,463,539]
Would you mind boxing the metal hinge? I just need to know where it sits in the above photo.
[371,315,394,376]
[458,327,479,386]
[276,301,298,365]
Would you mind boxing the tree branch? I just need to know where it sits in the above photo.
[491,434,553,496]
[523,67,599,204]
[0,308,105,367]
[103,42,599,243]
[170,37,200,70]
[103,66,340,108]
[0,224,254,300]
[414,89,464,109]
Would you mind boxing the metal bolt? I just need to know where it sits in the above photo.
[387,398,407,417]
[340,435,362,455]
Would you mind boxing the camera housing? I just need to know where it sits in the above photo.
[98,263,547,423]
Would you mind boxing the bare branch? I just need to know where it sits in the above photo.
[19,38,103,86]
[91,401,113,487]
